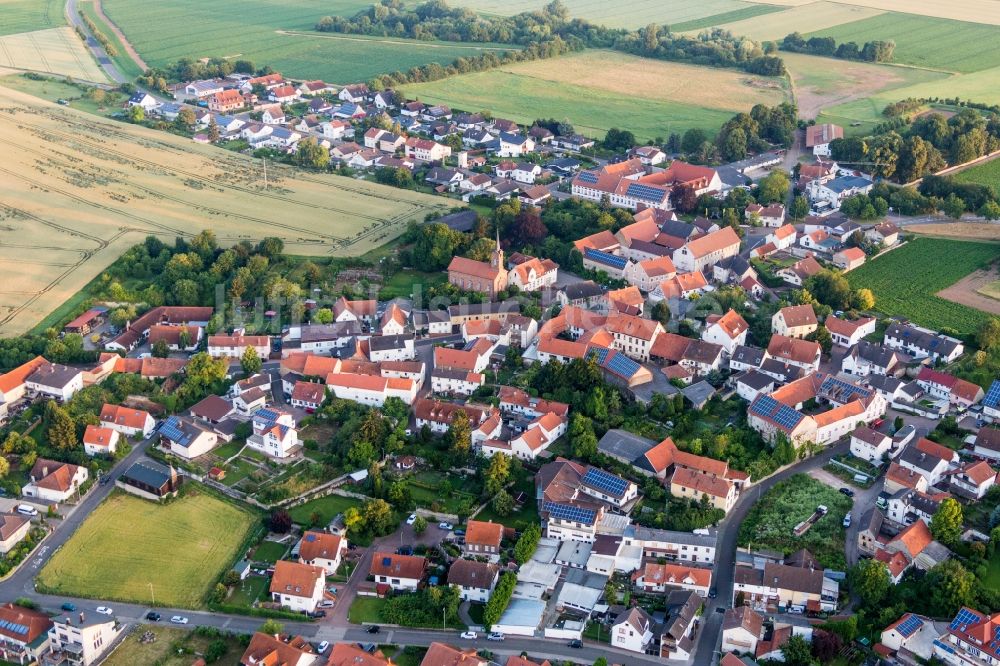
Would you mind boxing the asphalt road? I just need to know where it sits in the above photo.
[65,0,127,84]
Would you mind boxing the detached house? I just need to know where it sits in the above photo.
[298,531,345,575]
[447,559,499,603]
[611,607,656,655]
[405,137,451,161]
[370,552,426,592]
[767,335,822,372]
[99,403,155,438]
[247,408,299,459]
[21,458,87,502]
[826,315,876,348]
[746,202,785,227]
[0,603,52,665]
[633,562,711,596]
[916,367,984,408]
[850,426,892,463]
[269,560,325,613]
[772,304,817,339]
[464,520,503,560]
[700,309,748,356]
[82,425,119,457]
[672,227,741,274]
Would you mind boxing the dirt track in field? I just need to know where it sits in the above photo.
[937,266,1000,316]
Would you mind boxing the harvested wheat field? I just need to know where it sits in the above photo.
[0,27,106,81]
[708,2,883,41]
[909,223,1000,242]
[937,268,1000,316]
[0,83,451,336]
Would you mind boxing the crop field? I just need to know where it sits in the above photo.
[37,492,257,607]
[445,0,756,29]
[101,0,519,84]
[0,27,106,81]
[77,0,145,81]
[954,159,1000,191]
[0,82,451,336]
[807,14,1000,74]
[746,0,1000,25]
[846,237,1000,335]
[707,2,884,41]
[0,0,65,37]
[403,50,788,142]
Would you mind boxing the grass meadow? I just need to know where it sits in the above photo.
[103,625,245,666]
[446,0,755,28]
[37,491,258,607]
[954,159,1000,192]
[0,0,65,37]
[807,13,1000,74]
[845,237,999,335]
[101,0,519,84]
[707,1,883,41]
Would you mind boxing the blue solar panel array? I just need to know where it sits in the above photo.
[950,608,981,631]
[820,376,870,403]
[577,171,599,184]
[774,405,804,429]
[749,394,779,417]
[0,620,28,636]
[582,467,629,498]
[159,416,190,446]
[255,407,280,421]
[604,351,641,379]
[933,639,955,655]
[584,248,627,270]
[985,380,1000,409]
[625,182,667,203]
[543,501,596,525]
[895,614,924,638]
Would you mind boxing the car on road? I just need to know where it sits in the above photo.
[145,612,161,622]
[460,631,477,640]
[567,639,582,648]
[843,514,852,528]
[453,529,465,537]
[406,514,416,525]
[709,588,718,599]
[839,487,855,498]
[487,632,504,641]
[60,603,76,612]
[317,641,330,654]
[366,625,380,634]
[96,607,113,616]
[307,610,326,619]
[439,522,453,530]
[99,475,111,485]
[170,616,189,624]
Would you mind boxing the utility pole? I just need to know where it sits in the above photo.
[148,582,154,605]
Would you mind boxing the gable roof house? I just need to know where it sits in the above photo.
[269,560,325,613]
[633,562,712,596]
[447,559,499,603]
[158,415,219,459]
[722,606,764,655]
[0,602,53,664]
[370,552,427,592]
[25,363,83,402]
[611,606,656,654]
[771,304,817,339]
[916,367,985,408]
[99,403,156,438]
[298,531,346,575]
[672,226,741,274]
[777,255,823,286]
[806,123,844,156]
[21,458,87,502]
[766,335,822,372]
[825,315,876,348]
[240,632,319,666]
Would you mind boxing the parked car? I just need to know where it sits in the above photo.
[60,603,76,612]
[307,610,326,619]
[366,625,380,634]
[16,504,37,517]
[397,545,413,556]
[406,514,417,525]
[460,631,477,640]
[170,616,188,624]
[96,607,113,616]
[568,639,583,648]
[317,641,330,654]
[439,522,453,530]
[319,600,335,608]
[145,612,161,622]
[843,514,852,528]
[453,529,465,537]
[487,632,504,641]
[839,487,855,498]
[709,588,718,599]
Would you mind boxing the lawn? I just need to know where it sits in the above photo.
[37,490,258,607]
[226,575,269,608]
[288,494,362,526]
[103,625,244,666]
[0,0,66,36]
[213,439,246,460]
[379,269,448,300]
[846,237,999,336]
[807,13,1000,74]
[737,474,853,570]
[348,596,384,624]
[251,540,288,563]
[954,158,1000,192]
[102,0,521,83]
[983,551,1000,594]
[474,469,539,528]
[402,50,787,141]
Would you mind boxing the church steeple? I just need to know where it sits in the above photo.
[491,227,504,269]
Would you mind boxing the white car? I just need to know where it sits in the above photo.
[406,514,416,525]
[170,616,189,624]
[95,607,113,616]
[319,600,336,608]
[439,522,453,530]
[460,631,477,640]
[317,641,330,654]
[487,632,504,641]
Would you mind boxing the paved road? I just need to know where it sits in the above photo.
[692,440,850,664]
[65,0,127,84]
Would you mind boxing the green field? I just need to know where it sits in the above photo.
[288,494,362,526]
[101,0,520,83]
[0,0,66,36]
[954,159,1000,191]
[446,0,755,29]
[38,491,257,607]
[846,237,999,335]
[808,13,1000,74]
[402,67,738,141]
[737,474,853,570]
[669,4,782,32]
[77,0,144,80]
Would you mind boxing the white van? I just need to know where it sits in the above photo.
[16,504,37,517]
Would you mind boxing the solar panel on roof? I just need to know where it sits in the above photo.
[985,380,1000,408]
[582,467,629,497]
[543,501,596,525]
[584,249,627,270]
[750,394,778,417]
[950,608,981,631]
[159,418,185,443]
[577,171,599,184]
[605,352,640,378]
[625,182,667,202]
[895,614,923,638]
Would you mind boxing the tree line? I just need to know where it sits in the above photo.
[316,0,786,88]
[781,32,895,63]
